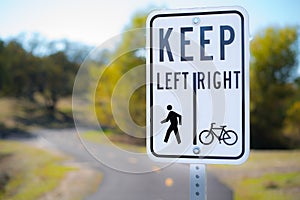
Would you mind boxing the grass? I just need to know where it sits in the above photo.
[0,140,76,200]
[236,172,300,200]
[208,150,300,200]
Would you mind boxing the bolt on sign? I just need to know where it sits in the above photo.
[146,7,250,164]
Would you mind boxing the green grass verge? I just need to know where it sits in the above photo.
[208,150,300,200]
[236,172,300,200]
[0,140,76,200]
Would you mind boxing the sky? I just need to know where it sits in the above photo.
[1,0,300,46]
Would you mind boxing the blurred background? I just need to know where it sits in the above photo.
[0,0,300,200]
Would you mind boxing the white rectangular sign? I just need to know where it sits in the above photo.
[146,7,249,164]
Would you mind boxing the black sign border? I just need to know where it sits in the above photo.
[149,10,247,161]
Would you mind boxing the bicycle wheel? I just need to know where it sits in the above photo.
[222,130,238,145]
[199,130,214,145]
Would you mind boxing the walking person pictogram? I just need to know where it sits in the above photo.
[161,105,182,144]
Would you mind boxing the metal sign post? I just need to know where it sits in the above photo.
[190,164,206,200]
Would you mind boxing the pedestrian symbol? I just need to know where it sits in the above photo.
[161,105,182,144]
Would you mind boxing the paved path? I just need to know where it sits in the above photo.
[33,128,233,200]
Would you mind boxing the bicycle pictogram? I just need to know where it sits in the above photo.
[199,123,238,145]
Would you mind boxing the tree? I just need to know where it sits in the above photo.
[250,27,298,149]
[39,51,79,111]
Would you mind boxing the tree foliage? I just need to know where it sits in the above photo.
[39,51,79,110]
[250,27,299,149]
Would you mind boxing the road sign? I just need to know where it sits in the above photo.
[146,6,249,164]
